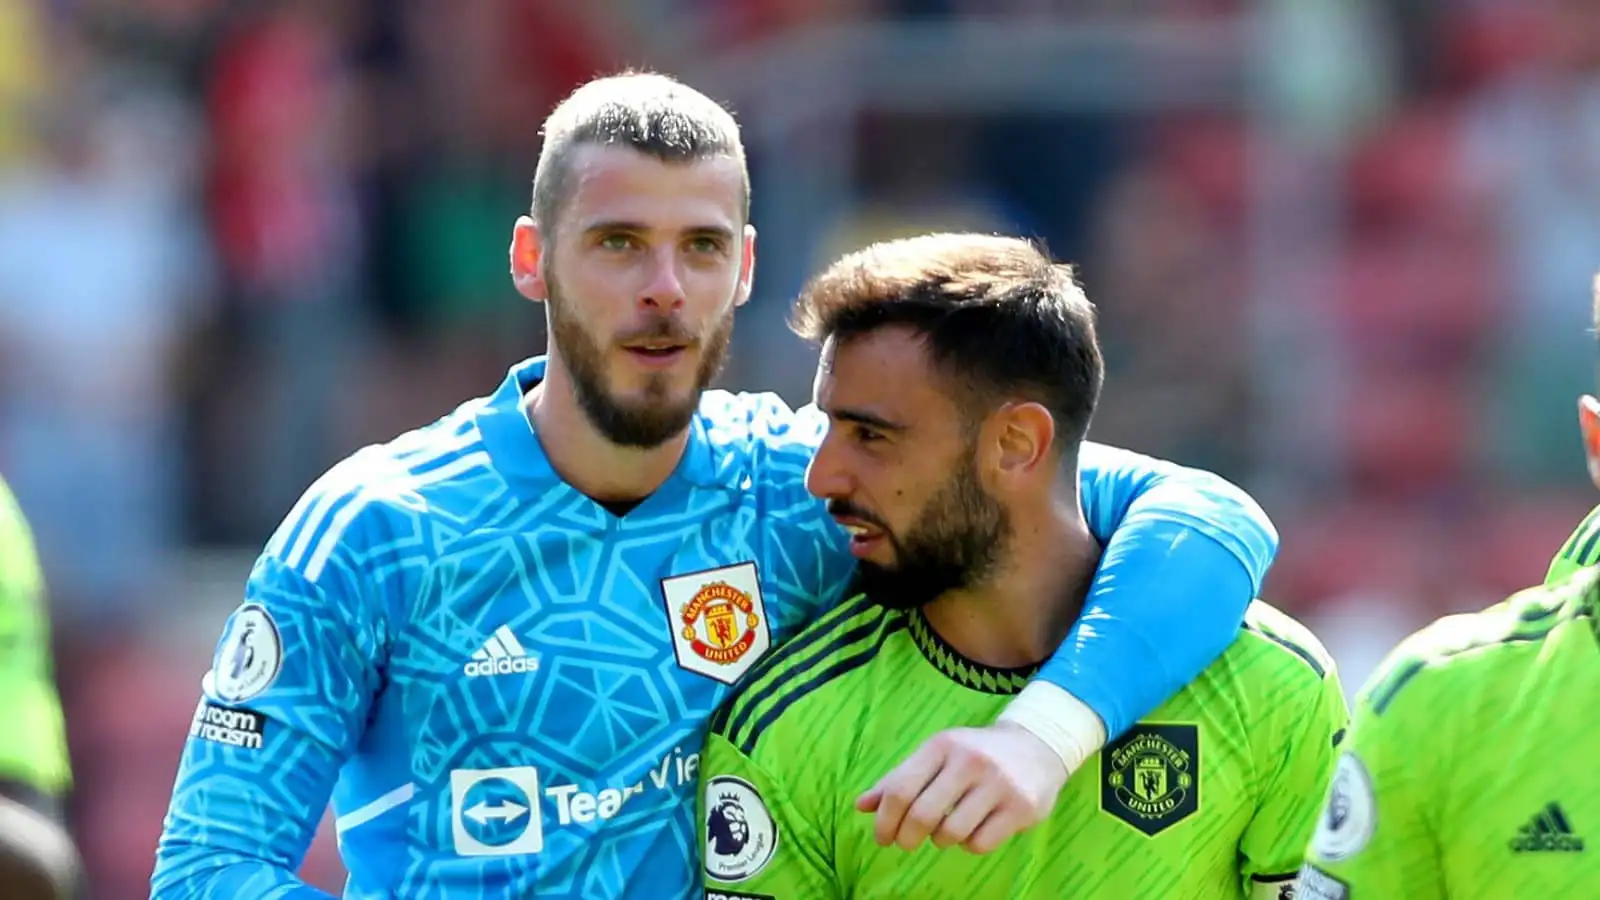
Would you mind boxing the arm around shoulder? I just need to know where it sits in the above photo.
[1023,446,1279,752]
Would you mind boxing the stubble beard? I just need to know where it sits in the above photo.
[545,273,736,449]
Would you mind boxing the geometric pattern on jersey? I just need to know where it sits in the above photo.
[702,596,1347,899]
[1305,567,1600,898]
[153,357,858,899]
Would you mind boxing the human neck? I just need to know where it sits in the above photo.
[523,362,690,503]
[919,496,1101,670]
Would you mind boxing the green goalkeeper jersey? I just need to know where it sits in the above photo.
[0,476,70,797]
[1299,567,1600,899]
[700,594,1346,899]
[1547,503,1600,585]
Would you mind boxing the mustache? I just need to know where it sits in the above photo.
[826,499,889,531]
[617,315,697,345]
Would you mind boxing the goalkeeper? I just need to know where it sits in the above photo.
[700,234,1346,899]
[1299,278,1600,898]
[0,475,80,899]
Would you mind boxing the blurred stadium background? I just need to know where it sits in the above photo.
[3,0,1597,893]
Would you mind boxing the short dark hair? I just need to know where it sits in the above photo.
[531,71,749,234]
[790,233,1105,452]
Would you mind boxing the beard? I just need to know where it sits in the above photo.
[545,272,736,448]
[834,451,1010,612]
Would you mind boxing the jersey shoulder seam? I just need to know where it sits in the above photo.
[1559,505,1600,565]
[267,420,496,576]
[1239,602,1333,680]
[1363,580,1595,715]
[711,594,900,756]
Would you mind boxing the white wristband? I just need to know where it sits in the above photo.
[998,682,1108,777]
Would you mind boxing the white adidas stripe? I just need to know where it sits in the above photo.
[283,476,351,570]
[269,474,330,561]
[390,424,480,464]
[302,450,492,582]
[494,625,528,657]
[463,626,539,678]
[303,491,369,582]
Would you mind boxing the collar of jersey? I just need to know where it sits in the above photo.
[905,608,1040,695]
[474,356,734,490]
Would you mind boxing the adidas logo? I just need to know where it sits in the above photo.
[1509,802,1585,853]
[463,625,539,678]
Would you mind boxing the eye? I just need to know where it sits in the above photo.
[687,235,725,255]
[599,233,637,252]
[853,424,886,445]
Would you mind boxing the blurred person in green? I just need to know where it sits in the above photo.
[0,474,80,898]
[1299,275,1600,898]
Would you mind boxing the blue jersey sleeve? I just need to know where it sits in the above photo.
[152,471,390,898]
[1037,442,1278,738]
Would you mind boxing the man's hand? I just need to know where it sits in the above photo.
[857,722,1070,854]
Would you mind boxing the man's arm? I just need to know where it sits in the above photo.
[1018,442,1277,754]
[1238,625,1349,899]
[151,473,388,899]
[700,732,840,899]
[864,444,1277,851]
[1299,661,1448,900]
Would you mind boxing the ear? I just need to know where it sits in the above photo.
[734,223,757,308]
[1579,395,1600,490]
[980,401,1056,488]
[509,216,549,303]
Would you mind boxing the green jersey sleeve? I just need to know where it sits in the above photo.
[700,730,839,899]
[1299,643,1449,899]
[1548,504,1600,585]
[0,479,70,796]
[1239,661,1348,895]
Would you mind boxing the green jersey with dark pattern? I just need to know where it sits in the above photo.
[1299,567,1600,900]
[0,475,70,796]
[699,594,1346,900]
[1546,504,1600,585]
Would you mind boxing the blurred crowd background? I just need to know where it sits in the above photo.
[3,0,1598,893]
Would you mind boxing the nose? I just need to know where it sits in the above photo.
[639,246,687,311]
[804,430,853,501]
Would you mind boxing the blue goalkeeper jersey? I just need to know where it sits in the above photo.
[152,356,1277,899]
